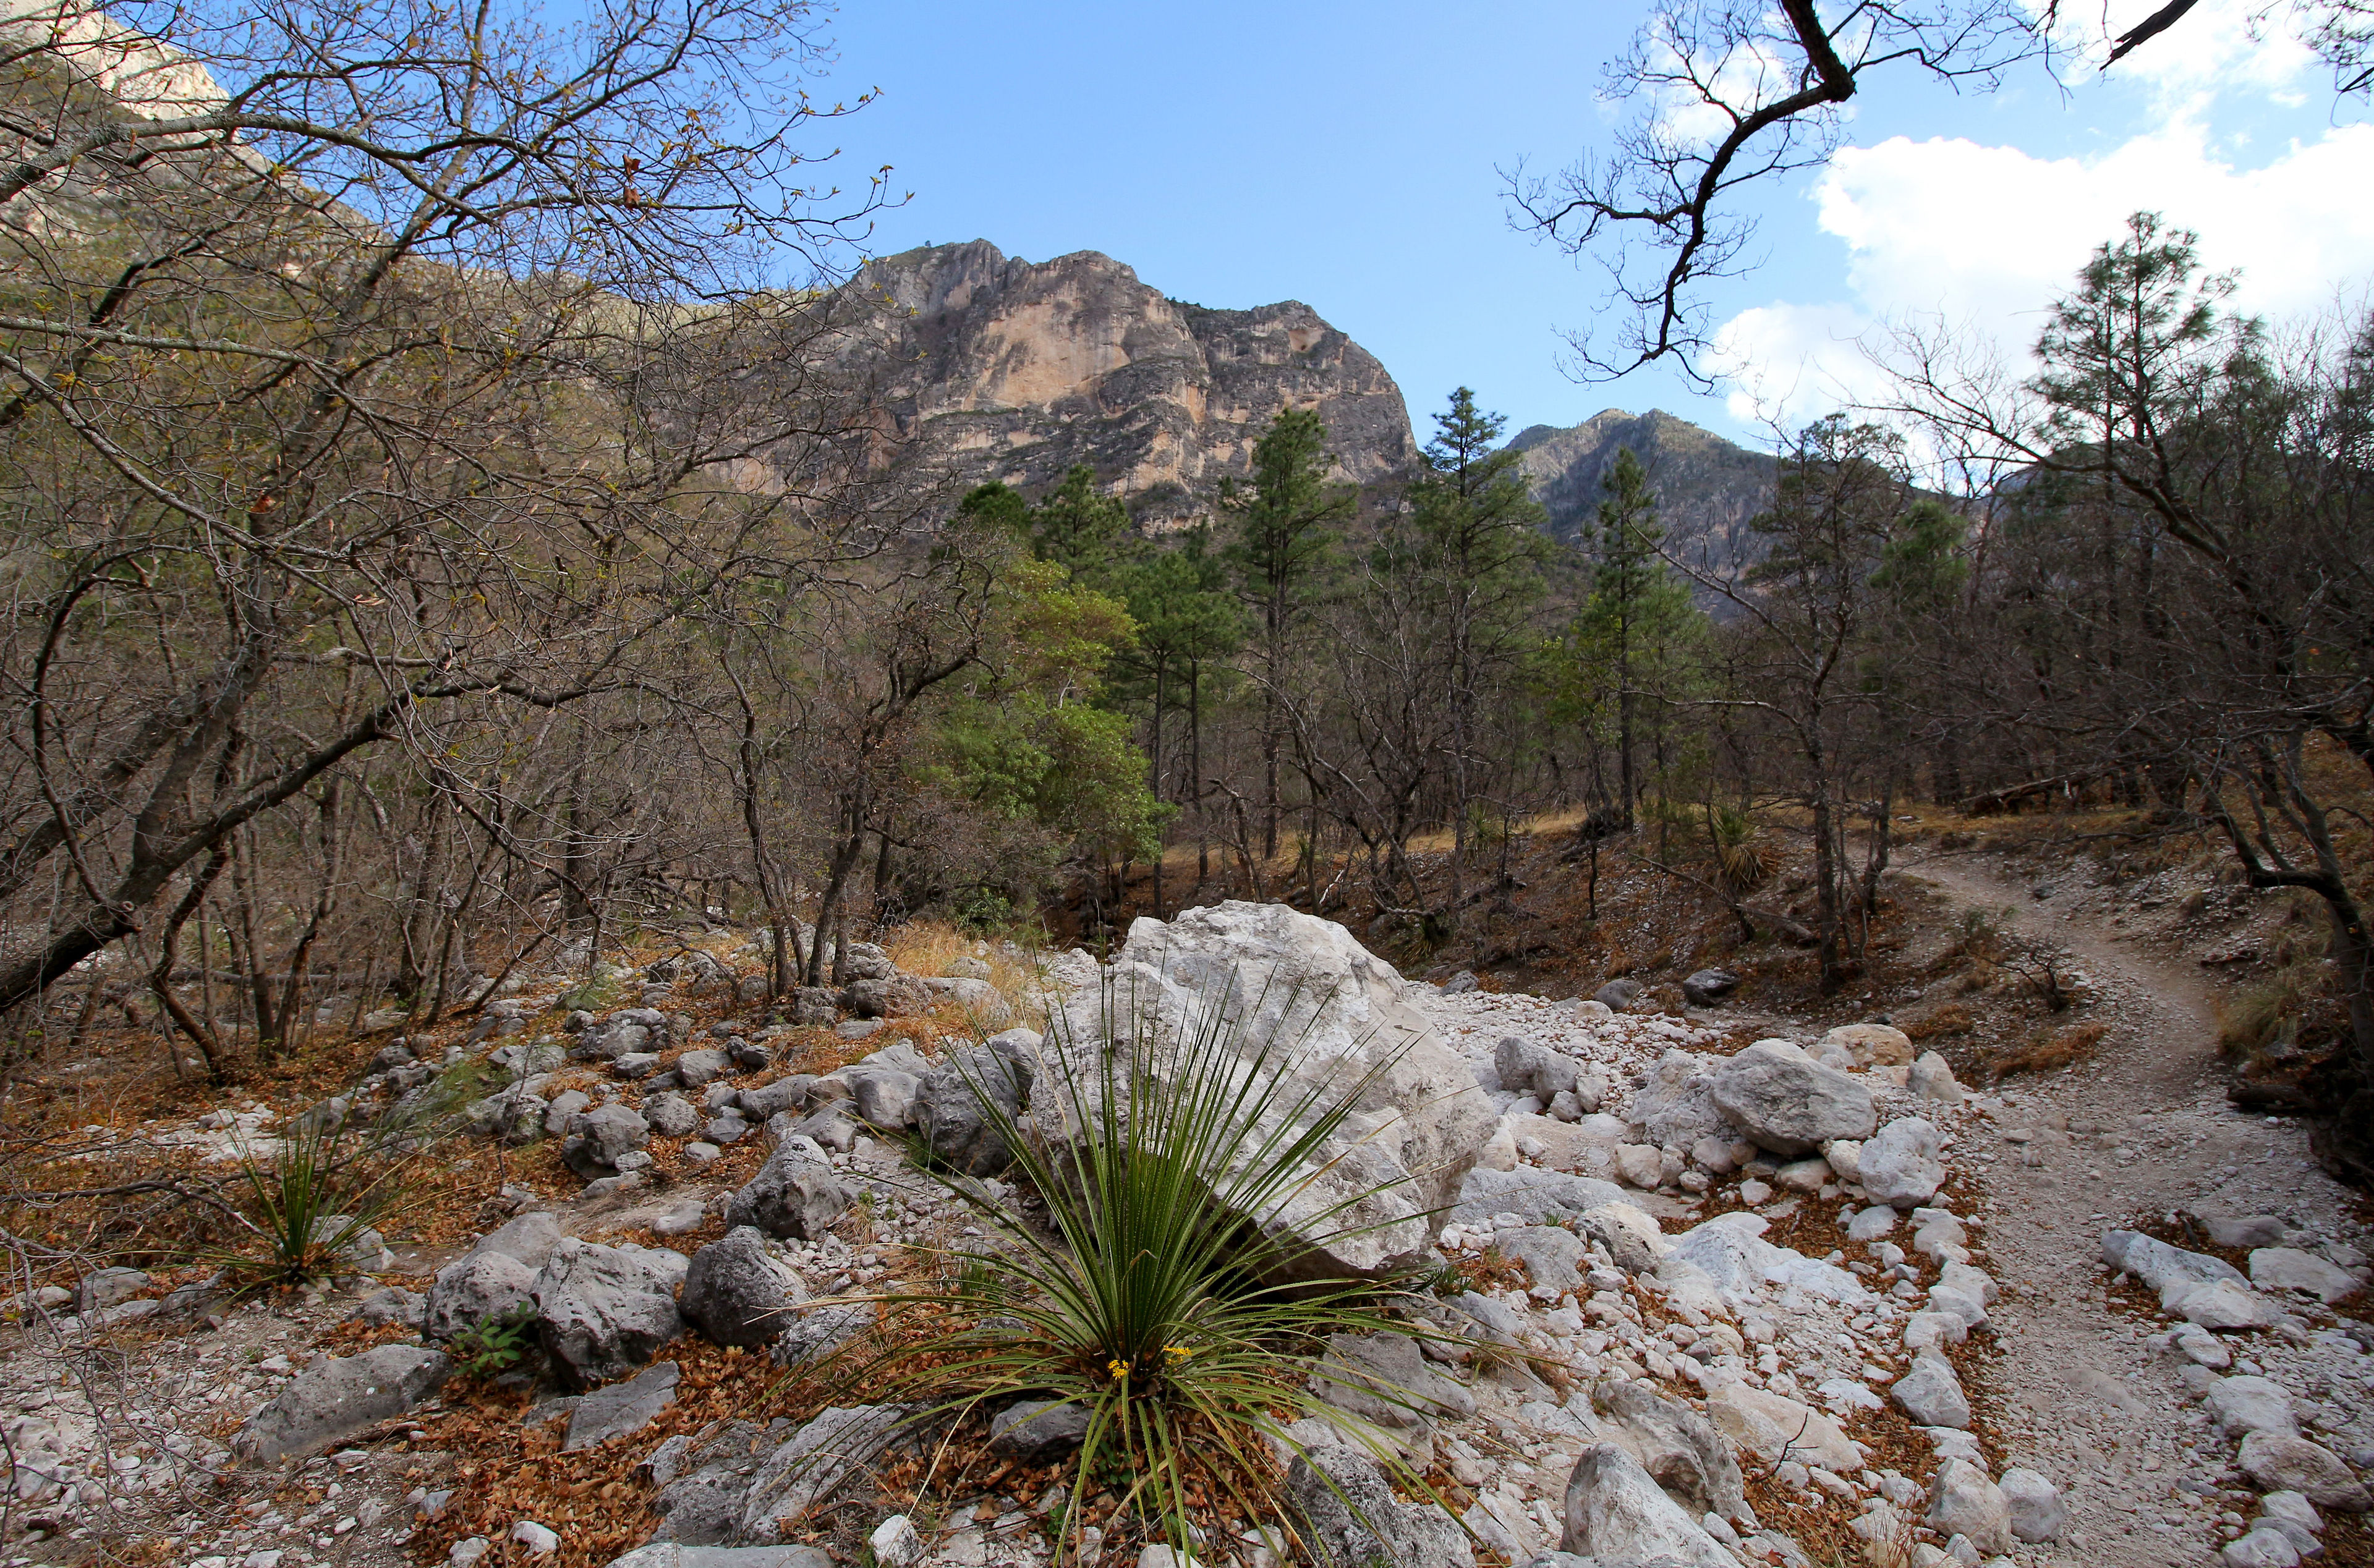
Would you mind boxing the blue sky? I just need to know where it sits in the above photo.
[817,1,2370,450]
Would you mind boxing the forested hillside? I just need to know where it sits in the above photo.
[4,5,2374,1568]
[0,0,2366,1120]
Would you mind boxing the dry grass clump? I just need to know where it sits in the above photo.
[880,917,1047,1029]
[2217,960,2338,1069]
[1900,1002,1974,1040]
[1988,1020,2107,1080]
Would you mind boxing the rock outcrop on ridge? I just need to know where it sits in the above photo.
[833,242,1418,528]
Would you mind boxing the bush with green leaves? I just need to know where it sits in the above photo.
[801,968,1462,1564]
[447,1308,538,1378]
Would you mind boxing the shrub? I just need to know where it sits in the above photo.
[447,1309,537,1378]
[1902,1002,1974,1041]
[803,969,1461,1564]
[2219,962,2327,1066]
[1707,805,1774,894]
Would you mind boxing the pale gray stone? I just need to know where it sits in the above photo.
[738,1405,910,1543]
[1909,1051,1965,1103]
[606,1545,829,1568]
[1861,1117,1946,1209]
[726,1141,850,1241]
[234,1345,450,1462]
[425,1250,537,1341]
[1289,1443,1475,1568]
[563,1103,650,1178]
[1497,1037,1582,1102]
[533,1239,684,1384]
[2251,1247,2363,1303]
[913,1043,1034,1177]
[2208,1376,2299,1437]
[2205,1215,2288,1248]
[987,1400,1091,1461]
[770,1300,874,1371]
[1710,1040,1875,1157]
[2239,1431,2373,1509]
[1592,1378,1747,1520]
[1500,1226,1590,1292]
[1628,1049,1735,1149]
[2101,1229,2245,1292]
[565,1360,680,1451]
[1926,1458,2012,1555]
[681,1227,806,1348]
[1559,1443,1733,1567]
[1997,1468,2064,1543]
[1050,901,1499,1285]
[1892,1361,1971,1430]
[2170,1279,2281,1330]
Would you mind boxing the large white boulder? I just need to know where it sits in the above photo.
[1559,1444,1735,1568]
[1860,1117,1946,1209]
[1627,1050,1738,1148]
[1704,1383,1863,1473]
[1710,1040,1875,1156]
[1044,902,1497,1283]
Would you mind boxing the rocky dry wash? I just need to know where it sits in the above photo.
[5,881,2370,1568]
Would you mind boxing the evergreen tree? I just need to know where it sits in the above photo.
[1573,446,1696,824]
[1026,465,1139,589]
[1393,388,1552,909]
[956,466,1139,590]
[1221,408,1353,860]
[1110,528,1246,915]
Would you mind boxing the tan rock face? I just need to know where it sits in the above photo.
[838,242,1415,525]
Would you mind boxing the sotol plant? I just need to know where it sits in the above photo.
[218,1117,409,1289]
[798,966,1465,1564]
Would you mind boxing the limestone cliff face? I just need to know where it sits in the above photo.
[1510,408,1779,584]
[843,242,1415,525]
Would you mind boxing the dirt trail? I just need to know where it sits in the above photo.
[1898,850,2369,1567]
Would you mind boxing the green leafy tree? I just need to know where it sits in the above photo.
[921,557,1167,905]
[1222,409,1353,860]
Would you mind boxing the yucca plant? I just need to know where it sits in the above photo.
[1706,803,1774,894]
[802,964,1466,1564]
[216,1114,411,1289]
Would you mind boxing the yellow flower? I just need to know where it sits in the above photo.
[1164,1344,1193,1360]
[1107,1358,1129,1380]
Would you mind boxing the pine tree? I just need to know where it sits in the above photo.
[1221,408,1353,861]
[1395,388,1551,910]
[1110,528,1246,915]
[1575,446,1695,824]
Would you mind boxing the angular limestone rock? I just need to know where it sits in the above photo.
[234,1345,450,1462]
[1044,902,1497,1284]
[1709,1040,1875,1157]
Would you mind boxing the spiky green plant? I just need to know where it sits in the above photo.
[213,1104,425,1289]
[801,965,1466,1564]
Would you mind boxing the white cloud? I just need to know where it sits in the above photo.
[2041,0,2321,106]
[1711,117,2374,425]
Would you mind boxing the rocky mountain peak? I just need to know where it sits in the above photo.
[843,241,1416,527]
[1508,405,1781,583]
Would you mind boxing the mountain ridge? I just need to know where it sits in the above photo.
[1508,406,1780,583]
[838,240,1416,527]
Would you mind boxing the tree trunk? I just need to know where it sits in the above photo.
[151,850,236,1085]
[1151,661,1167,920]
